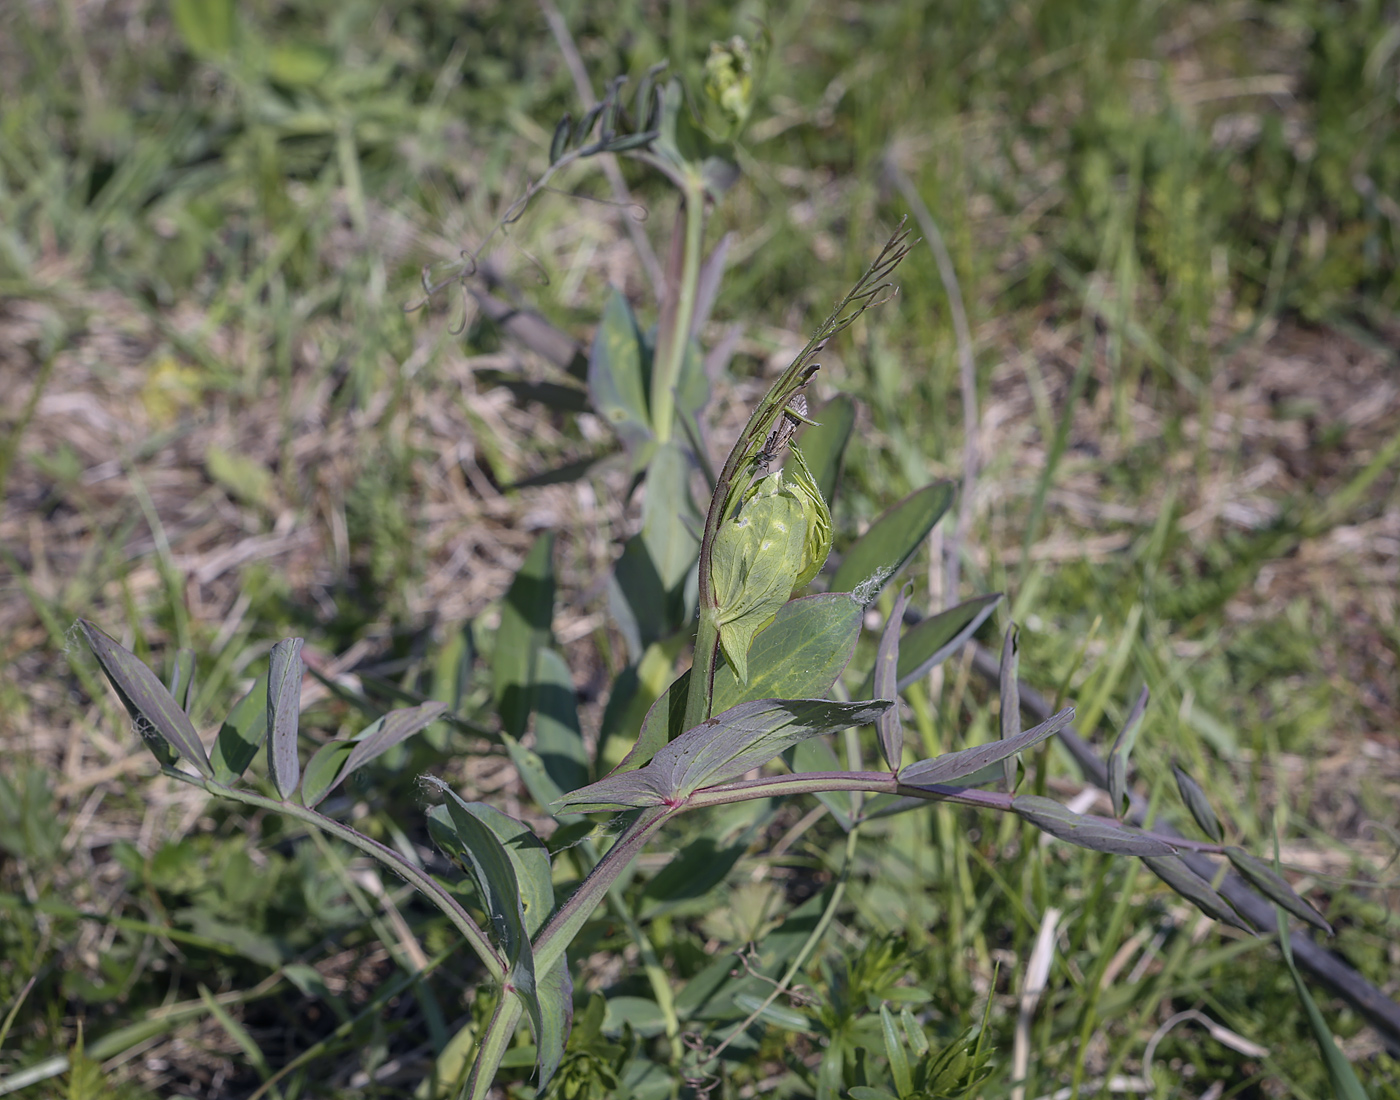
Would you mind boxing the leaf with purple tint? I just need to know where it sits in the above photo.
[1011,795,1175,856]
[79,620,212,778]
[873,584,911,771]
[1225,847,1332,935]
[556,698,892,813]
[1142,855,1251,933]
[899,708,1076,788]
[266,638,304,799]
[343,701,447,781]
[1107,686,1149,816]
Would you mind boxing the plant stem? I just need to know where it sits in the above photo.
[534,806,671,974]
[462,993,524,1100]
[651,177,705,444]
[206,783,505,982]
[682,608,722,731]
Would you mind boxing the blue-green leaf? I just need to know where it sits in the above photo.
[266,638,304,799]
[588,290,652,455]
[79,620,212,778]
[494,533,555,740]
[829,481,955,599]
[212,672,269,784]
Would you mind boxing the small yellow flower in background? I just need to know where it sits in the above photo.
[703,36,755,131]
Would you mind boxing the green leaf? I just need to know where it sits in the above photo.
[1276,907,1370,1100]
[829,480,955,599]
[608,534,673,664]
[424,782,548,1071]
[211,672,269,784]
[1011,795,1175,856]
[533,649,590,795]
[344,701,447,778]
[494,533,555,740]
[299,740,354,808]
[1142,855,1251,933]
[171,0,235,60]
[640,836,746,916]
[900,1008,929,1056]
[798,395,856,504]
[622,593,863,775]
[1171,762,1223,843]
[892,594,1002,693]
[168,648,196,715]
[500,732,576,824]
[713,593,863,713]
[79,620,212,778]
[587,290,652,455]
[881,1004,912,1098]
[603,996,670,1038]
[266,638,304,799]
[899,708,1075,788]
[537,958,574,1086]
[641,441,701,596]
[555,697,891,813]
[874,586,911,771]
[1226,847,1332,934]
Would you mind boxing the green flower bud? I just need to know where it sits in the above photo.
[710,448,832,683]
[703,36,754,130]
[784,445,832,588]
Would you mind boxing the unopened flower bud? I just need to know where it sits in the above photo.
[709,446,832,682]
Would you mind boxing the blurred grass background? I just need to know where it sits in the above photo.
[1,0,1398,1096]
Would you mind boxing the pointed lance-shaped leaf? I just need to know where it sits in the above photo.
[1142,855,1253,933]
[999,624,1021,792]
[212,672,270,785]
[1011,795,1176,856]
[342,701,447,783]
[169,648,197,715]
[79,620,212,778]
[549,114,572,163]
[423,780,547,1058]
[881,1004,913,1098]
[1172,761,1224,843]
[266,638,304,799]
[1225,847,1332,935]
[555,697,892,813]
[532,649,591,796]
[797,394,856,505]
[899,707,1076,789]
[873,584,911,771]
[537,957,574,1088]
[829,480,955,599]
[299,740,354,808]
[494,533,556,740]
[587,290,653,457]
[1108,686,1150,817]
[892,593,1002,693]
